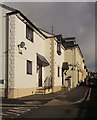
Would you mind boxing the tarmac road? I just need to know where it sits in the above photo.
[2,86,95,119]
[75,87,97,119]
[21,86,90,119]
[21,86,97,119]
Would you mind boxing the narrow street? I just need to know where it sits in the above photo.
[2,86,97,119]
[22,87,97,119]
[76,87,97,119]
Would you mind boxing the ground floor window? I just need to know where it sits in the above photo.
[27,60,32,75]
[58,67,60,77]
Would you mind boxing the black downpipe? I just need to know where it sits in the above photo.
[5,15,9,98]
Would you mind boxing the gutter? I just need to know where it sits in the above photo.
[5,15,9,98]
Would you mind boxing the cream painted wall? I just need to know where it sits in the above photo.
[64,47,84,88]
[76,47,84,82]
[64,49,75,88]
[76,48,83,64]
[64,49,73,64]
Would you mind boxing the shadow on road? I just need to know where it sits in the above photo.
[75,87,97,119]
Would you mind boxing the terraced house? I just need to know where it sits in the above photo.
[1,4,70,98]
[0,4,87,99]
[64,40,88,88]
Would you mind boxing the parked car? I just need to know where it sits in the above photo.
[88,77,97,87]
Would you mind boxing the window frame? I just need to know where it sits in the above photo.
[57,41,61,55]
[26,25,34,42]
[27,60,32,75]
[58,66,60,77]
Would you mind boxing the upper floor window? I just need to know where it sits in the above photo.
[27,60,32,75]
[26,25,34,42]
[57,41,61,55]
[58,67,60,77]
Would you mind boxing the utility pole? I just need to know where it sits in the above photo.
[51,25,54,34]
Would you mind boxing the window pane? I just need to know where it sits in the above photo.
[26,25,33,42]
[58,67,60,77]
[57,41,61,55]
[27,60,32,75]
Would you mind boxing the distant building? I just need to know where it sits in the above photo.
[42,32,68,92]
[64,40,87,88]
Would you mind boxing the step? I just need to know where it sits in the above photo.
[35,88,45,94]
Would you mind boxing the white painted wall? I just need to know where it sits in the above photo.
[39,31,66,88]
[0,7,3,89]
[12,15,50,91]
[0,8,11,89]
[44,38,51,82]
[14,16,36,89]
[54,40,64,87]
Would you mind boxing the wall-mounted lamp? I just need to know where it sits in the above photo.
[71,67,76,71]
[68,63,76,71]
[69,63,77,67]
[17,41,27,54]
[17,41,27,50]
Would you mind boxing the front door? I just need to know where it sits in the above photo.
[62,69,64,85]
[38,65,42,87]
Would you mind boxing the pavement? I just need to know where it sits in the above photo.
[1,85,89,107]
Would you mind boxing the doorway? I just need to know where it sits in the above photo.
[38,65,42,87]
[62,69,64,85]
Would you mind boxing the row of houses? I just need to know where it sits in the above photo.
[0,4,88,99]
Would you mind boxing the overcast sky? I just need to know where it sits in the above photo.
[4,2,95,71]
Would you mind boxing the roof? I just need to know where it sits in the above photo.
[62,41,77,49]
[61,37,77,49]
[76,45,84,59]
[61,38,84,59]
[39,30,67,50]
[1,4,48,39]
[39,28,53,37]
[6,10,48,39]
[1,4,84,60]
[1,4,77,50]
